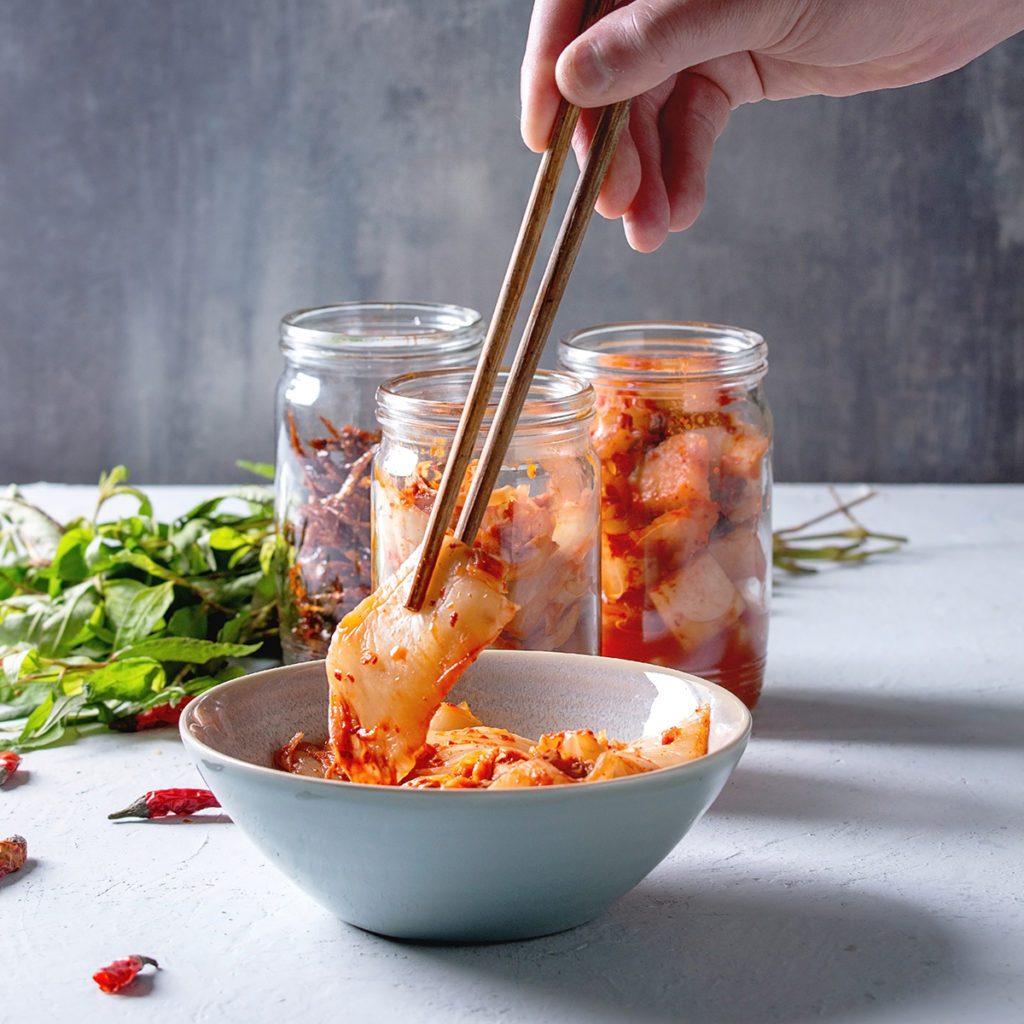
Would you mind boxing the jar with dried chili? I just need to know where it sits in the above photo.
[276,302,484,662]
[559,322,772,708]
[373,368,600,655]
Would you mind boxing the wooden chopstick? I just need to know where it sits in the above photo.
[405,0,614,611]
[455,95,631,545]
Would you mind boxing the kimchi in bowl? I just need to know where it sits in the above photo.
[180,649,750,942]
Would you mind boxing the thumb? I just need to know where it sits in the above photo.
[556,0,784,106]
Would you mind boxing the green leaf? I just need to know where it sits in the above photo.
[84,533,112,569]
[1,647,33,684]
[118,637,260,664]
[183,486,273,520]
[95,466,154,519]
[230,485,275,507]
[237,460,275,481]
[0,581,100,657]
[86,619,116,646]
[51,582,102,656]
[167,518,208,556]
[207,526,251,552]
[260,535,283,577]
[88,658,165,701]
[14,689,88,750]
[52,526,93,582]
[13,722,72,750]
[102,579,146,628]
[19,690,56,738]
[106,550,180,584]
[0,566,30,601]
[113,581,175,648]
[0,678,56,722]
[217,613,245,644]
[168,604,207,639]
[205,569,265,603]
[0,607,39,648]
[215,664,248,683]
[0,490,63,563]
[91,700,117,725]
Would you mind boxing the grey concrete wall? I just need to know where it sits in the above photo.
[1,0,1021,484]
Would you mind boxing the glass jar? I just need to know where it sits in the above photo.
[559,322,771,708]
[275,302,484,663]
[374,368,600,655]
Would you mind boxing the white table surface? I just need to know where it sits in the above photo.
[3,482,1022,1024]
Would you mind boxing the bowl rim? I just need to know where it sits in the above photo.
[180,649,752,800]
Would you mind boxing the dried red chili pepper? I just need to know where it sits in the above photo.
[92,955,159,994]
[108,696,194,733]
[0,750,21,786]
[108,788,221,820]
[0,834,27,878]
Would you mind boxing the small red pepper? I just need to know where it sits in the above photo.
[108,696,194,733]
[0,834,27,878]
[92,954,160,994]
[0,751,20,786]
[108,788,221,820]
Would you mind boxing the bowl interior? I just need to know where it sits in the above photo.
[184,650,750,773]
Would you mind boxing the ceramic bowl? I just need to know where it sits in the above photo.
[180,650,750,942]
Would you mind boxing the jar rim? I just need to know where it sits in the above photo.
[377,367,594,432]
[280,301,484,359]
[559,321,767,384]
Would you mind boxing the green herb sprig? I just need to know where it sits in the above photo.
[0,467,279,750]
[773,487,907,575]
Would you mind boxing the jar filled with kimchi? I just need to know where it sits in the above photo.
[276,302,484,663]
[559,322,771,708]
[374,368,600,655]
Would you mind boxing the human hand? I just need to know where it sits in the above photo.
[521,0,1024,251]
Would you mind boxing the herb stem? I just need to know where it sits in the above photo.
[772,489,906,575]
[774,488,878,536]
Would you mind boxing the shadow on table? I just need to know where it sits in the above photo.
[751,688,1024,748]
[0,856,35,891]
[397,879,956,1023]
[108,813,234,826]
[110,974,156,998]
[705,763,1019,834]
[0,768,31,791]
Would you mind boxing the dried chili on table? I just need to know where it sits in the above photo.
[0,834,27,878]
[0,750,21,786]
[108,696,194,733]
[279,415,379,659]
[92,955,159,994]
[108,788,221,820]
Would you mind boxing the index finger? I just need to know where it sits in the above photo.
[521,0,588,152]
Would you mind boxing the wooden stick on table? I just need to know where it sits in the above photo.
[405,0,615,611]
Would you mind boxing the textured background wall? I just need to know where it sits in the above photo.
[1,0,1022,484]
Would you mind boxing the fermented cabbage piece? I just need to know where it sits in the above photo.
[326,537,517,785]
[589,378,770,707]
[374,469,599,655]
[275,700,713,789]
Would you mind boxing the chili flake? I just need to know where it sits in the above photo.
[0,834,27,878]
[0,751,21,787]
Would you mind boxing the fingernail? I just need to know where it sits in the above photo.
[566,41,612,99]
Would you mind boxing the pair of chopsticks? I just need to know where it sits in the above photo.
[406,0,630,610]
